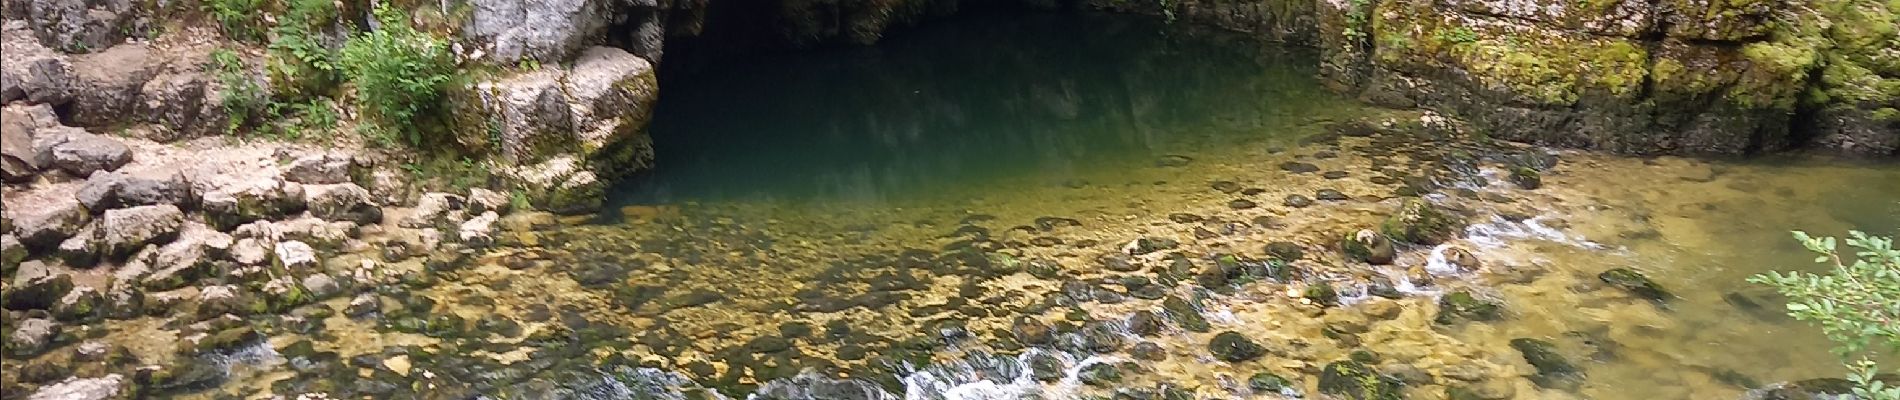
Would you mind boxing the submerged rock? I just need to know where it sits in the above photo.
[1207,331,1266,362]
[1510,337,1580,387]
[1381,199,1464,245]
[1319,360,1403,400]
[1341,229,1397,265]
[1598,267,1671,302]
[1284,194,1315,208]
[1160,296,1210,333]
[1263,241,1303,261]
[1435,291,1503,324]
[1078,362,1123,386]
[1508,167,1542,189]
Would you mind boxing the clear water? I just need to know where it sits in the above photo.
[70,13,1900,400]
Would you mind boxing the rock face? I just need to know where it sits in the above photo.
[467,46,658,213]
[1319,0,1899,155]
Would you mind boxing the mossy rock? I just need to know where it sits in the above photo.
[1597,267,1671,302]
[1508,167,1542,189]
[1161,295,1210,333]
[1340,229,1397,264]
[1381,199,1465,245]
[1248,371,1295,392]
[1318,360,1403,400]
[1435,291,1503,324]
[1510,337,1580,387]
[1264,241,1304,261]
[1208,331,1266,362]
[1304,282,1340,307]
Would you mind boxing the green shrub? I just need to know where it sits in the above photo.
[210,48,265,135]
[266,22,337,100]
[339,5,457,148]
[205,0,267,41]
[1751,230,1900,399]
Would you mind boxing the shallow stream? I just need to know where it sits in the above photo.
[184,12,1900,400]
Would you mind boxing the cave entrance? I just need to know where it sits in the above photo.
[606,12,1355,206]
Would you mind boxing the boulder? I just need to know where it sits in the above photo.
[1208,331,1266,362]
[284,153,354,184]
[1,24,74,104]
[52,285,102,321]
[6,317,61,357]
[1,234,25,273]
[194,284,258,318]
[34,127,132,176]
[304,183,382,224]
[466,187,511,215]
[1,107,40,182]
[462,0,620,62]
[472,47,658,213]
[228,238,269,266]
[20,0,138,52]
[1436,291,1504,324]
[7,261,74,310]
[98,204,183,258]
[54,222,100,267]
[199,176,305,231]
[64,44,158,126]
[8,194,91,250]
[138,71,219,141]
[76,169,193,213]
[273,240,316,271]
[138,224,226,290]
[300,273,340,299]
[402,192,467,229]
[458,211,499,248]
[25,374,125,400]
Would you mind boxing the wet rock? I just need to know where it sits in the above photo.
[346,293,382,317]
[39,129,132,176]
[6,317,61,356]
[1127,237,1178,256]
[7,262,73,310]
[1155,155,1193,167]
[1080,322,1125,353]
[1304,282,1339,307]
[1160,295,1210,333]
[1127,310,1164,336]
[1,234,24,273]
[1316,189,1350,201]
[1341,229,1397,265]
[284,153,354,184]
[1284,194,1314,208]
[1131,342,1166,361]
[98,204,183,258]
[99,279,142,319]
[1229,199,1259,210]
[1598,268,1671,302]
[1280,162,1320,174]
[301,273,341,299]
[1510,338,1579,386]
[1011,318,1053,346]
[1323,171,1350,179]
[1078,362,1123,386]
[1508,167,1542,190]
[1211,181,1242,194]
[1099,253,1141,272]
[189,326,264,356]
[25,373,124,400]
[1741,375,1900,400]
[1207,331,1265,362]
[305,183,383,224]
[459,211,500,248]
[1319,360,1403,400]
[1027,352,1067,382]
[402,192,467,229]
[195,285,259,318]
[274,240,317,271]
[1248,371,1294,392]
[1382,199,1464,245]
[76,170,192,212]
[1436,291,1504,324]
[1381,363,1433,384]
[1026,258,1062,278]
[9,196,91,250]
[1441,246,1481,272]
[1263,241,1303,261]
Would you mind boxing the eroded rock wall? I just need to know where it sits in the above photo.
[1317,0,1899,155]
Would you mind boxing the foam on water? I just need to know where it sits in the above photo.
[1464,215,1603,250]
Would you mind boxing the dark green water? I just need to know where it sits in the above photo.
[617,13,1348,204]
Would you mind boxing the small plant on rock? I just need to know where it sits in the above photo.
[210,48,265,135]
[339,5,457,148]
[1750,230,1900,399]
[205,0,267,42]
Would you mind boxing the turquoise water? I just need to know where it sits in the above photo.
[618,13,1351,204]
